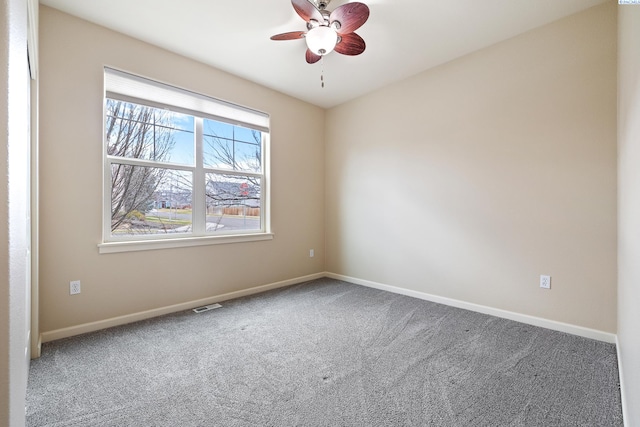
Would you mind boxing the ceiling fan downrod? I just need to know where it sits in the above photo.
[313,0,331,10]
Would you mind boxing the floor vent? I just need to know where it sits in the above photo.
[192,303,222,313]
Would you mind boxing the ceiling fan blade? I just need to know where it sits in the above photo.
[292,0,324,24]
[305,49,322,64]
[270,31,306,41]
[330,2,370,35]
[335,32,366,56]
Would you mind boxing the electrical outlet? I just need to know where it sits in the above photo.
[70,280,81,295]
[309,249,314,258]
[540,275,551,289]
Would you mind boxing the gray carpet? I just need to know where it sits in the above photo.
[27,278,623,426]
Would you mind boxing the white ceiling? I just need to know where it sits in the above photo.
[39,0,607,108]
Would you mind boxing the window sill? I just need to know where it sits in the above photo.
[98,233,274,254]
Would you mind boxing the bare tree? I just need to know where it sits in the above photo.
[106,100,175,231]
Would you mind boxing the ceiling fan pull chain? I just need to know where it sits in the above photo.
[321,56,325,88]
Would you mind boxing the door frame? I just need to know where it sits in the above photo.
[27,0,39,359]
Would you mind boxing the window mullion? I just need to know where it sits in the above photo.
[192,117,205,235]
[202,168,262,178]
[106,156,195,172]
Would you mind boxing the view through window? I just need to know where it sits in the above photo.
[103,69,269,244]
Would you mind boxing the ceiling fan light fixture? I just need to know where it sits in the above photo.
[305,26,338,56]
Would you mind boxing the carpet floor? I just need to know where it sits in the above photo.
[26,278,623,426]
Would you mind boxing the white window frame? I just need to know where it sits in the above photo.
[99,68,272,254]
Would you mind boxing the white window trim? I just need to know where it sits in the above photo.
[101,68,271,253]
[98,233,274,254]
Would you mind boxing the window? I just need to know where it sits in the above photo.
[100,68,271,253]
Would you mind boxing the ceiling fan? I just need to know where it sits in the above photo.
[271,0,370,64]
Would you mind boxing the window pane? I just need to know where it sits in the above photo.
[205,173,261,233]
[106,99,194,165]
[111,164,193,236]
[233,126,260,144]
[203,119,234,140]
[166,116,194,165]
[203,118,261,173]
[203,135,234,171]
[235,140,261,173]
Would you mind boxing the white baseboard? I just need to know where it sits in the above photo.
[40,270,617,346]
[616,336,629,426]
[40,272,325,343]
[326,272,617,344]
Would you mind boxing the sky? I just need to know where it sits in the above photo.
[157,109,261,173]
[108,100,261,172]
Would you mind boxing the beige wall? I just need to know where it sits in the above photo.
[326,3,617,332]
[38,6,325,334]
[618,4,640,425]
[1,0,30,425]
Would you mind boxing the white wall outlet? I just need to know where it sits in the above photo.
[309,249,315,258]
[70,280,81,295]
[540,275,551,289]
